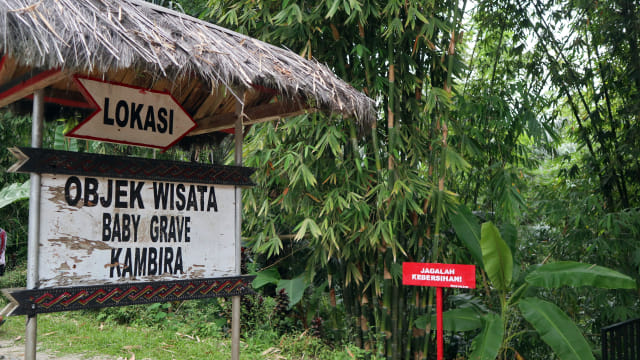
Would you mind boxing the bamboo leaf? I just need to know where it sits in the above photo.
[480,222,513,290]
[519,297,595,360]
[468,313,503,360]
[444,147,471,172]
[325,0,340,19]
[525,262,637,290]
[294,218,322,240]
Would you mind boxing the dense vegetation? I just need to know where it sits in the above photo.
[2,0,640,359]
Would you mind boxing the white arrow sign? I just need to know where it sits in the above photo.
[68,77,197,150]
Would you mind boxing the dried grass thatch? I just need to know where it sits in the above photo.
[0,0,375,127]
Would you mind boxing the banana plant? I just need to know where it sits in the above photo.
[0,180,30,209]
[451,214,637,359]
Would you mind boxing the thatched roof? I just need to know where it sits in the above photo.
[0,0,375,135]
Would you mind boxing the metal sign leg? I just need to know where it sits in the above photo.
[231,97,244,360]
[26,89,44,360]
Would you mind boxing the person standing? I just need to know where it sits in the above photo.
[0,227,6,276]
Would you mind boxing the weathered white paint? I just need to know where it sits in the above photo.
[37,174,236,288]
[68,77,197,150]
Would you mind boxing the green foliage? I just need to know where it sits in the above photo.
[480,222,513,291]
[468,313,503,360]
[519,297,595,360]
[526,262,637,290]
[450,203,484,267]
[0,180,29,209]
[459,222,637,359]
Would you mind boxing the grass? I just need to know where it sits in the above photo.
[0,264,370,359]
[0,311,367,359]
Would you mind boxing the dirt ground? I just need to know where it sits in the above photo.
[0,338,116,360]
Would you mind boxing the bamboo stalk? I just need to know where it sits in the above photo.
[354,287,363,348]
[391,283,400,360]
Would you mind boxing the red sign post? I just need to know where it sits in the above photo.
[402,262,476,360]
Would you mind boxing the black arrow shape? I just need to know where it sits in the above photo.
[8,147,255,187]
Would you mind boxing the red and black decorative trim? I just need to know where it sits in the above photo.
[9,147,255,186]
[3,275,255,316]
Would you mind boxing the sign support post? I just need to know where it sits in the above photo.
[231,98,244,360]
[436,287,443,360]
[26,89,43,360]
[402,262,476,360]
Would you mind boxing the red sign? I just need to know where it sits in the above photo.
[402,262,476,289]
[68,76,197,151]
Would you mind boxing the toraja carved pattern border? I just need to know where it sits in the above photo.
[3,276,255,316]
[9,147,255,186]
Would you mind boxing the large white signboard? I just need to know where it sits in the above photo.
[38,174,236,288]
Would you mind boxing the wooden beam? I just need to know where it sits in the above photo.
[0,55,18,86]
[0,69,67,108]
[189,101,315,136]
[25,88,94,109]
[193,86,227,121]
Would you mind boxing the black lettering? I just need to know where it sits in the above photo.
[65,176,82,206]
[153,182,169,210]
[150,215,159,242]
[170,183,174,210]
[102,213,111,241]
[163,247,173,274]
[174,247,183,274]
[148,248,157,275]
[131,215,140,242]
[168,217,176,242]
[160,216,168,242]
[121,214,130,242]
[112,213,121,241]
[169,109,174,135]
[115,180,128,208]
[185,217,191,242]
[103,98,114,125]
[134,247,147,276]
[100,179,113,207]
[157,107,168,133]
[110,248,122,278]
[130,103,144,129]
[176,216,184,242]
[159,247,163,274]
[176,184,186,210]
[130,181,144,209]
[207,186,218,212]
[115,100,129,127]
[122,248,132,277]
[186,185,197,211]
[83,177,99,206]
[197,185,207,211]
[144,105,156,132]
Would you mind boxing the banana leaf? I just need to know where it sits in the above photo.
[525,261,636,290]
[0,180,30,209]
[450,203,484,267]
[480,222,513,291]
[519,297,595,360]
[468,312,503,360]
